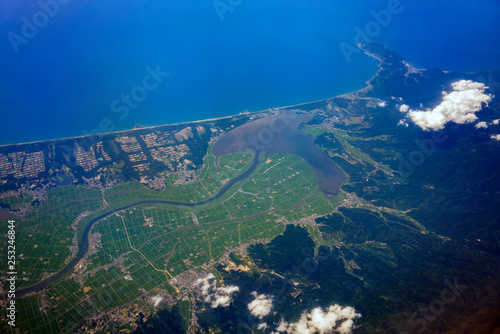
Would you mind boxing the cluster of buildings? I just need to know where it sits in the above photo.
[0,128,199,187]
[141,131,174,148]
[115,133,191,173]
[116,136,142,153]
[72,134,191,175]
[96,141,112,162]
[128,152,147,163]
[133,163,150,172]
[150,144,189,165]
[75,144,100,172]
[0,151,45,179]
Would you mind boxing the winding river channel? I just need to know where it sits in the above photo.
[13,155,260,297]
[13,110,345,297]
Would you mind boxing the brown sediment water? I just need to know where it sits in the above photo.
[213,110,346,196]
[9,111,345,297]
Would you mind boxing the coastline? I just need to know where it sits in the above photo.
[0,113,246,148]
[0,45,389,149]
[0,95,352,149]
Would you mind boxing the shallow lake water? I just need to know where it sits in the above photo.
[213,110,346,196]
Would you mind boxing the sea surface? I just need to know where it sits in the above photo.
[1,0,499,145]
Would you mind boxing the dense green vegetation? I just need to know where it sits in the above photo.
[2,43,499,333]
[0,149,341,333]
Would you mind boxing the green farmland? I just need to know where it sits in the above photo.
[0,150,341,333]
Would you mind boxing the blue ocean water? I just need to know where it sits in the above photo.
[0,0,499,145]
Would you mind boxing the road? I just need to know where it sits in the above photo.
[10,153,260,297]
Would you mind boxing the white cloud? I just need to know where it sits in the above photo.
[248,292,274,319]
[491,134,500,141]
[408,80,493,131]
[258,323,268,331]
[399,104,409,113]
[336,319,355,334]
[397,119,409,127]
[274,304,361,334]
[377,101,387,108]
[492,119,500,125]
[151,295,163,307]
[195,273,239,308]
[276,318,288,332]
[475,121,488,129]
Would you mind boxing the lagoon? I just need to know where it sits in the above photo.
[213,110,346,196]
